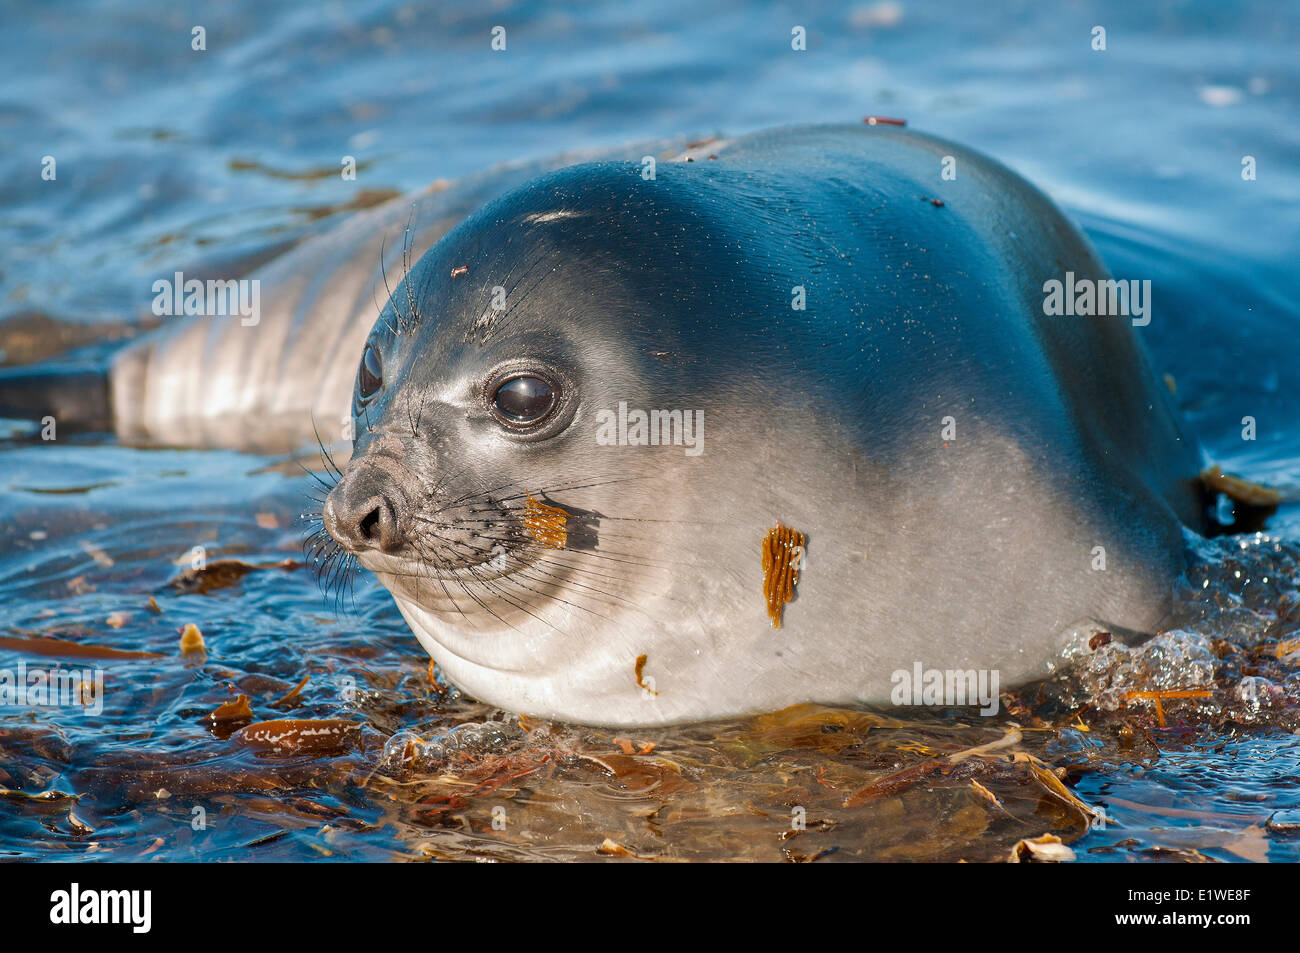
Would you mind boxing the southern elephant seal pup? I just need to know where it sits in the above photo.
[318,123,1210,726]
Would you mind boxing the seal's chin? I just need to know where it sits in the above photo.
[392,593,678,725]
[353,542,580,635]
[391,590,792,728]
[354,547,519,587]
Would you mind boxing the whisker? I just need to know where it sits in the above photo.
[400,205,420,333]
[430,534,672,604]
[408,519,709,574]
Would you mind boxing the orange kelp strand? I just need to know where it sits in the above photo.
[524,491,568,549]
[208,694,254,726]
[761,524,805,628]
[0,634,162,660]
[270,674,309,710]
[635,653,658,696]
[1124,690,1213,728]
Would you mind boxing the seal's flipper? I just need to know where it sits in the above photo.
[1201,464,1283,534]
[0,361,111,434]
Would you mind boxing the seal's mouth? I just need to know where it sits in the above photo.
[366,490,602,597]
[324,488,535,579]
[313,461,606,614]
[336,492,607,633]
[307,433,620,633]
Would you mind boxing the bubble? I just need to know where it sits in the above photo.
[1063,629,1216,712]
[377,720,524,774]
[1236,676,1285,713]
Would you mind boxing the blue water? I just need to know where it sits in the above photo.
[1,0,1298,861]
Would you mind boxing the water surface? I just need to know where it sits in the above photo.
[1,0,1298,861]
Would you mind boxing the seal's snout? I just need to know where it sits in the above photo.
[323,467,405,554]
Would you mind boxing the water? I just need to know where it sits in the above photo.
[1,0,1298,861]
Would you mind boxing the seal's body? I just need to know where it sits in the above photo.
[1,125,1207,725]
[303,124,1208,725]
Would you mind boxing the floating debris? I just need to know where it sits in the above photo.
[78,540,114,569]
[1008,833,1076,863]
[170,558,300,595]
[208,694,254,726]
[1267,810,1300,835]
[270,674,309,710]
[1124,689,1214,727]
[236,719,360,754]
[970,779,1001,808]
[179,623,206,656]
[0,633,161,660]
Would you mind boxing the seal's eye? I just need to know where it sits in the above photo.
[357,343,383,404]
[493,375,556,424]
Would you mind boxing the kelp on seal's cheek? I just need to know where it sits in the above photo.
[523,490,569,549]
[762,524,805,628]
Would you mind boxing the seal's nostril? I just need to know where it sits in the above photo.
[352,495,401,551]
[324,479,401,553]
[359,507,382,542]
